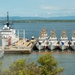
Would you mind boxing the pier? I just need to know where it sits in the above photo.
[0,39,37,54]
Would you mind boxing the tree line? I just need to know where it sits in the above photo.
[0,20,75,23]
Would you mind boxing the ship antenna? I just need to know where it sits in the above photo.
[6,12,9,27]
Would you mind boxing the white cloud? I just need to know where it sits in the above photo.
[40,5,60,10]
[39,5,75,17]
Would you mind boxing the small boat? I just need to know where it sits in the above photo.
[70,30,75,50]
[0,12,19,46]
[59,30,69,50]
[36,28,48,50]
[0,50,4,58]
[48,30,59,50]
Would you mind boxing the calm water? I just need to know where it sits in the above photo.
[0,22,75,75]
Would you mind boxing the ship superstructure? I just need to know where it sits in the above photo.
[70,30,75,50]
[36,28,48,50]
[48,30,58,50]
[59,30,69,50]
[0,12,19,46]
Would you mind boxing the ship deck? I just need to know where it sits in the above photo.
[0,39,37,54]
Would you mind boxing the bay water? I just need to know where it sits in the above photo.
[0,22,75,75]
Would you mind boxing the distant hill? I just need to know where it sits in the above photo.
[0,16,75,20]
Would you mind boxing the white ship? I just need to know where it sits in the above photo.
[70,31,75,50]
[48,30,59,50]
[0,50,4,58]
[0,12,19,47]
[36,28,48,50]
[59,30,69,50]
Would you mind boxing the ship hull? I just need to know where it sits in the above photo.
[36,44,44,50]
[70,45,75,50]
[48,45,56,50]
[48,41,58,50]
[59,45,68,50]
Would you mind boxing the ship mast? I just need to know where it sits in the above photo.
[6,12,9,27]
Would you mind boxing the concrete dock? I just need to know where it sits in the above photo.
[0,39,37,54]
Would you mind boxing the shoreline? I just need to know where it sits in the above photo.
[0,20,75,23]
[32,50,75,54]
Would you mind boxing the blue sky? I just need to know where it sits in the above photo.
[0,0,75,17]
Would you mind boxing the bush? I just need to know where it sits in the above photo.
[38,54,64,75]
[2,54,64,75]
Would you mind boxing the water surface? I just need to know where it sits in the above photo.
[0,22,75,75]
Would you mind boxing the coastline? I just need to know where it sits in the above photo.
[32,50,75,54]
[0,20,75,23]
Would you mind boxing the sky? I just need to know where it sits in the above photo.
[0,0,75,17]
